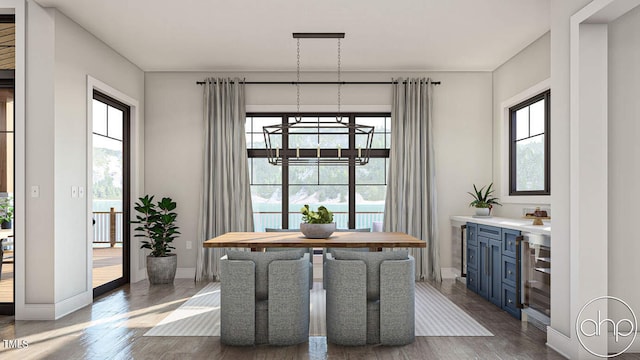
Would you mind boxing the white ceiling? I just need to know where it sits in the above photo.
[35,0,550,72]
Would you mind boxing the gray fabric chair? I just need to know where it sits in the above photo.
[322,228,371,289]
[220,249,310,346]
[265,228,313,289]
[325,249,415,346]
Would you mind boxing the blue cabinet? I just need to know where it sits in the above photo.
[466,222,521,319]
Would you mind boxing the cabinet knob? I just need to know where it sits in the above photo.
[470,255,474,259]
[469,278,473,282]
[509,241,513,246]
[508,270,512,275]
[508,299,513,304]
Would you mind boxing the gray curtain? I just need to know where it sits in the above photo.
[383,78,440,281]
[196,78,254,281]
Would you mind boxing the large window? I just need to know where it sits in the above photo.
[246,113,390,231]
[509,90,550,195]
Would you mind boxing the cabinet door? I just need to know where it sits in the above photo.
[489,239,502,306]
[477,237,490,299]
[502,229,520,258]
[467,223,478,247]
[467,245,478,271]
[467,268,478,292]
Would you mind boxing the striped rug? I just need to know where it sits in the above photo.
[144,281,492,337]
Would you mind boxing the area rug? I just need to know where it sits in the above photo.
[144,281,492,337]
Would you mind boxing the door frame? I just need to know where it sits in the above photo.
[86,76,143,297]
[91,89,131,297]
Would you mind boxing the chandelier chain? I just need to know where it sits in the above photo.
[337,38,342,123]
[296,38,301,122]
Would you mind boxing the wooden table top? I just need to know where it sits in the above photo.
[203,231,426,249]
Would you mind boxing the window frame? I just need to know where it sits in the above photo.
[508,89,550,196]
[246,112,390,229]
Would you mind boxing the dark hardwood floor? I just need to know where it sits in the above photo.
[0,278,576,359]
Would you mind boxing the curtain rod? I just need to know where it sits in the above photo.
[196,80,441,85]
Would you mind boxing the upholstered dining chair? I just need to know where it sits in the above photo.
[220,249,310,346]
[325,249,415,346]
[265,228,313,289]
[322,228,370,289]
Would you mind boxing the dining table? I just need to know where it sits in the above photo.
[203,231,426,251]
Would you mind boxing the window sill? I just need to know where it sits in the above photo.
[499,195,550,205]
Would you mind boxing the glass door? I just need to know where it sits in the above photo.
[92,90,130,297]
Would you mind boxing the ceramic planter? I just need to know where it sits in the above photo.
[146,254,177,284]
[300,222,336,239]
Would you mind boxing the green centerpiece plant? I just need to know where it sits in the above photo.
[300,204,336,238]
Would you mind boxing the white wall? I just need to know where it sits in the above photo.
[548,0,592,347]
[25,0,55,305]
[144,71,493,272]
[491,32,551,218]
[608,3,640,331]
[21,1,145,319]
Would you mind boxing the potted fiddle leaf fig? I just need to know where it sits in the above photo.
[300,204,336,238]
[134,195,180,284]
[0,196,13,229]
[468,183,502,216]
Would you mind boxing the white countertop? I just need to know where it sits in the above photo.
[450,215,551,236]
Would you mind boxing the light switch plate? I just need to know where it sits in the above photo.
[71,186,78,198]
[79,186,84,198]
[186,241,192,250]
[31,185,40,198]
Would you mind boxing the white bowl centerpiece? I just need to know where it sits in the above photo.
[300,204,336,239]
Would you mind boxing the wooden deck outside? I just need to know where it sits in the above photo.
[0,246,123,303]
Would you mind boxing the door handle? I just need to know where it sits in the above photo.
[516,235,523,308]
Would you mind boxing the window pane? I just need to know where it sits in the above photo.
[529,99,545,136]
[356,185,386,229]
[93,100,107,136]
[515,134,545,191]
[107,107,123,140]
[252,158,281,184]
[289,185,348,228]
[258,133,280,150]
[319,165,347,184]
[290,165,318,185]
[319,134,348,149]
[252,117,281,132]
[251,185,282,231]
[515,107,529,140]
[356,158,386,184]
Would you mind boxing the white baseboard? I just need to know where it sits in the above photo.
[55,290,92,319]
[546,326,573,359]
[15,304,55,320]
[608,331,640,354]
[175,267,195,279]
[15,291,92,320]
[440,267,459,280]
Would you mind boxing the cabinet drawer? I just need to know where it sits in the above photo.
[502,284,521,319]
[466,222,478,247]
[478,225,501,240]
[467,268,478,293]
[502,229,520,258]
[467,245,478,271]
[501,255,517,288]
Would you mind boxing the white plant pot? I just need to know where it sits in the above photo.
[300,222,336,239]
[475,207,490,216]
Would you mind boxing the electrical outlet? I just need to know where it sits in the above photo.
[31,185,40,198]
[71,186,78,198]
[186,241,192,250]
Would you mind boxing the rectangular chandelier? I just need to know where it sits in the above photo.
[263,32,375,166]
[263,119,374,166]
